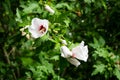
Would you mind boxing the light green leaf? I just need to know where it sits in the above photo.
[95,48,109,58]
[84,0,92,4]
[92,64,105,76]
[55,3,72,10]
[16,8,22,23]
[50,55,59,61]
[114,68,120,80]
[99,36,105,47]
[21,2,41,15]
[101,0,107,10]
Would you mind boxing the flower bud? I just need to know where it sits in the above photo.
[62,40,67,45]
[45,5,55,14]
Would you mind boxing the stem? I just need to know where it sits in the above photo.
[3,48,17,80]
[12,70,17,80]
[61,68,67,77]
[3,48,10,64]
[11,47,20,77]
[17,67,20,77]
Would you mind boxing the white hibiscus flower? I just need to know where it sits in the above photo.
[60,41,88,67]
[28,18,49,38]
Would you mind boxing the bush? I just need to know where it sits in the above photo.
[0,0,120,80]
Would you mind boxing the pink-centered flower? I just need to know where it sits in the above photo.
[28,18,49,38]
[60,41,88,67]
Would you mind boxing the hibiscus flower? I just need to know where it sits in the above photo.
[60,41,88,67]
[28,18,49,38]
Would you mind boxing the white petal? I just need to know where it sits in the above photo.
[28,18,49,38]
[28,25,40,38]
[30,31,39,38]
[80,41,84,47]
[72,41,88,62]
[67,58,80,67]
[60,46,72,58]
[40,19,49,31]
[31,18,49,31]
[31,18,41,30]
[61,52,65,58]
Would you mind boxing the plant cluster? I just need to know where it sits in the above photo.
[0,0,120,80]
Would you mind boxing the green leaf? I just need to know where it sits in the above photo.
[99,36,105,47]
[101,0,107,10]
[64,18,70,27]
[21,57,33,66]
[55,3,72,10]
[114,68,120,80]
[95,48,109,58]
[84,0,92,4]
[89,38,99,48]
[21,2,41,15]
[92,64,106,76]
[16,8,22,23]
[50,55,59,61]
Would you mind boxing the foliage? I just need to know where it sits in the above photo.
[0,0,120,80]
[90,37,120,80]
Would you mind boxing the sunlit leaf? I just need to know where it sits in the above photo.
[114,68,120,80]
[92,64,106,75]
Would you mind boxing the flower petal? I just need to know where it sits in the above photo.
[72,41,88,62]
[28,18,49,38]
[67,58,80,67]
[28,27,40,38]
[60,46,72,58]
[31,18,49,31]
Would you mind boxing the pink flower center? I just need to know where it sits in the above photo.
[72,53,76,58]
[38,25,46,33]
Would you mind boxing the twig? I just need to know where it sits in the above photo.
[3,47,17,80]
[3,48,10,64]
[61,68,67,77]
